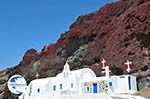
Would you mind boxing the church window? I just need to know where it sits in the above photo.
[53,85,56,91]
[71,83,73,88]
[60,84,63,89]
[37,88,40,93]
[87,87,90,92]
[109,82,112,86]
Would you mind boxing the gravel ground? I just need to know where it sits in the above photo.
[136,87,150,99]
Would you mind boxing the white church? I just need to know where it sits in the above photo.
[8,59,145,99]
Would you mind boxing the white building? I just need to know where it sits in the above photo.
[2,59,145,99]
[16,62,145,99]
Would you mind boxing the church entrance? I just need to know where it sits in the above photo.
[93,83,98,93]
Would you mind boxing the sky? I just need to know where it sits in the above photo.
[0,0,116,70]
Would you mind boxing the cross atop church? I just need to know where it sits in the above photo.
[125,60,132,72]
[101,58,106,69]
[35,72,40,79]
[101,58,110,77]
[101,66,110,78]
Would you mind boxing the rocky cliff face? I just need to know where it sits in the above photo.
[0,0,150,98]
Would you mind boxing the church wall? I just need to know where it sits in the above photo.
[80,77,113,94]
[130,76,137,93]
[18,61,139,99]
[111,75,137,94]
[51,75,78,94]
[118,76,129,93]
[110,76,119,93]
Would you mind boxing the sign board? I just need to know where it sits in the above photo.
[8,75,27,95]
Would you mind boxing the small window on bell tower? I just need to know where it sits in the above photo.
[71,83,73,88]
[60,84,63,89]
[37,88,40,93]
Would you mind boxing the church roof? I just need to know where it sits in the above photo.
[56,68,96,80]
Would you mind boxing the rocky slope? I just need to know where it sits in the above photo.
[0,0,150,98]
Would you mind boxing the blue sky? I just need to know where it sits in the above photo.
[0,0,116,70]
